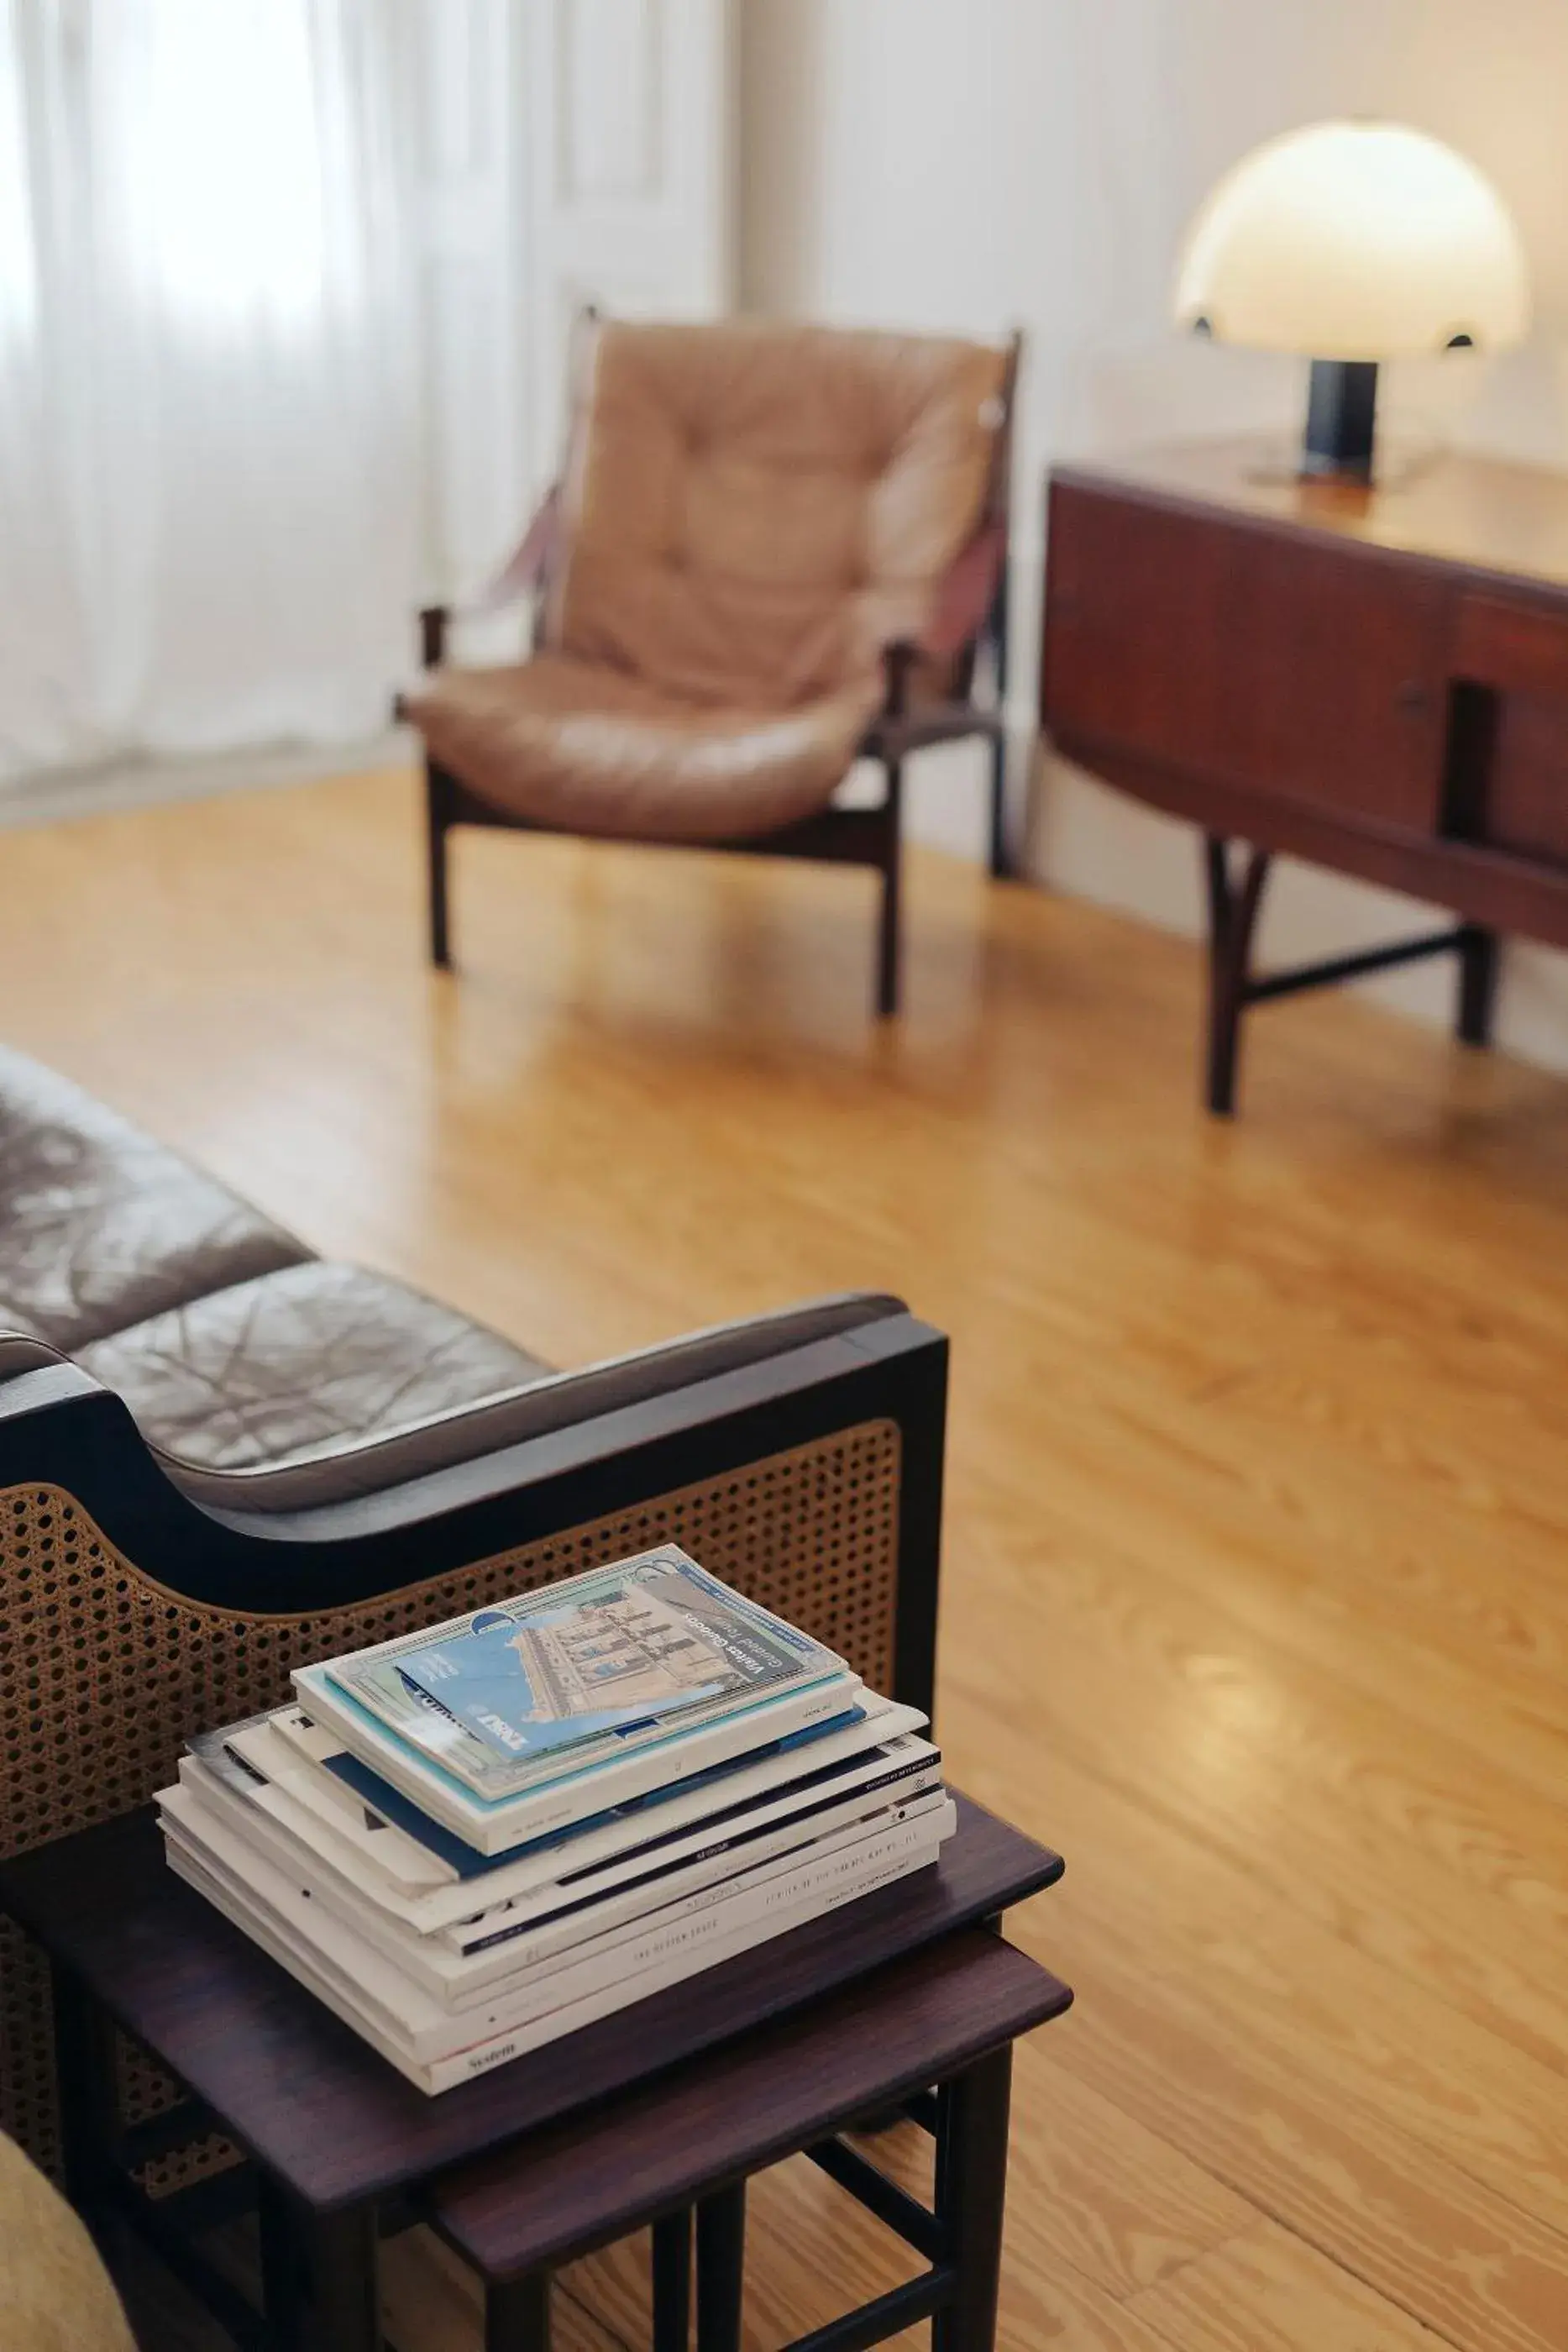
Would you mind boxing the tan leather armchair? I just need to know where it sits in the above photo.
[401,317,1021,1015]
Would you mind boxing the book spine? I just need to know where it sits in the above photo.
[441,1755,946,1973]
[261,1699,926,1932]
[175,1751,944,2007]
[437,1782,947,2003]
[417,1806,956,2092]
[296,1673,863,1855]
[164,1806,955,2098]
[411,1799,945,2046]
[166,1771,947,2050]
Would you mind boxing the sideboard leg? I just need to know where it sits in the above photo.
[1202,836,1272,1117]
[1455,924,1501,1047]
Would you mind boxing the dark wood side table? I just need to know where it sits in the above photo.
[0,1795,1067,2352]
[1040,436,1568,1113]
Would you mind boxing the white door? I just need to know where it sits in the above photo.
[520,0,736,485]
[412,0,735,609]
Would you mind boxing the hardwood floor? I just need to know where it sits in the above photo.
[3,764,1567,2352]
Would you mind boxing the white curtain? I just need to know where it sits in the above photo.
[0,0,415,784]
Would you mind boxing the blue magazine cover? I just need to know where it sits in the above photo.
[310,1546,848,1800]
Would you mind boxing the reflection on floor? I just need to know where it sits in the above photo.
[9,765,1568,2352]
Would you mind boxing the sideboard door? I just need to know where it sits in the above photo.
[1043,482,1448,837]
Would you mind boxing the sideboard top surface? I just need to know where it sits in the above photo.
[1051,435,1568,598]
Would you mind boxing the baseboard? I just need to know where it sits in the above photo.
[0,731,408,833]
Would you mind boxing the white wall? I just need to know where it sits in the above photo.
[739,0,1568,1072]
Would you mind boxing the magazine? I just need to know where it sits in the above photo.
[305,1546,849,1803]
[198,1698,906,1895]
[169,1763,946,2009]
[292,1663,863,1855]
[203,1701,926,1936]
[163,1800,954,2093]
[176,1738,942,1993]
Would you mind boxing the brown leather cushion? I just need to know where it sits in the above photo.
[160,1289,907,1511]
[404,652,878,842]
[0,1047,308,1352]
[550,320,1009,708]
[79,1262,544,1475]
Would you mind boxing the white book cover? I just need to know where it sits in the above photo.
[254,1693,923,1923]
[292,1668,865,1855]
[160,1781,948,2053]
[176,1754,946,2006]
[223,1714,933,1946]
[164,1801,956,2094]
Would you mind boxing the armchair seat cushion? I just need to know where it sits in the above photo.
[0,1048,308,1352]
[78,1261,545,1476]
[404,651,878,843]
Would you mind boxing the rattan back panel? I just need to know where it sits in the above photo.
[0,1418,900,2174]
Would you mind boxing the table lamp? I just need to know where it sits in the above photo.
[1174,120,1530,480]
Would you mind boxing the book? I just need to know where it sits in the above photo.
[291,1663,864,1856]
[163,1798,956,2094]
[174,1744,945,2000]
[303,1546,851,1803]
[190,1705,931,1940]
[247,1693,917,1896]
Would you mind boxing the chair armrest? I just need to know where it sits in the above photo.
[878,517,1009,722]
[0,1295,945,1691]
[415,488,564,678]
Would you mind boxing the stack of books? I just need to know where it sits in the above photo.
[157,1544,952,2093]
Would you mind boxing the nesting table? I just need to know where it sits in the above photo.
[0,1794,1070,2352]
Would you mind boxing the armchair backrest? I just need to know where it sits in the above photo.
[543,318,1014,711]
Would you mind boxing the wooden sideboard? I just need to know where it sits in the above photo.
[1039,436,1568,1112]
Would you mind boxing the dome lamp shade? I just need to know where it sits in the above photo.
[1174,120,1530,480]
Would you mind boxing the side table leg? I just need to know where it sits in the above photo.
[486,2271,551,2352]
[257,2174,307,2351]
[652,2208,693,2352]
[50,1965,120,2247]
[933,2046,1014,2352]
[305,2203,382,2352]
[695,2182,745,2352]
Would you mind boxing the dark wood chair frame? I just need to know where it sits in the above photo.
[412,330,1024,1020]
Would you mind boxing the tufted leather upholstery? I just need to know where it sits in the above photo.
[0,1045,907,1510]
[0,1048,307,1352]
[0,1047,541,1489]
[78,1261,543,1476]
[402,318,1010,838]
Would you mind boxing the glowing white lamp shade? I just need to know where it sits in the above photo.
[1175,121,1530,477]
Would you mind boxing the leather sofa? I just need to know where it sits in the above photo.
[0,1045,948,2177]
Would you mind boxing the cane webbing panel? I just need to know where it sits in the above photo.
[0,1417,901,2179]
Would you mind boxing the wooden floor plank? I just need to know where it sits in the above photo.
[1125,2220,1456,2350]
[4,769,1568,2352]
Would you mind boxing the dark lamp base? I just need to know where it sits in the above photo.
[1302,358,1378,481]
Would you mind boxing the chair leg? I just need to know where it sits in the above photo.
[876,762,904,1020]
[988,731,1012,881]
[427,762,454,971]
